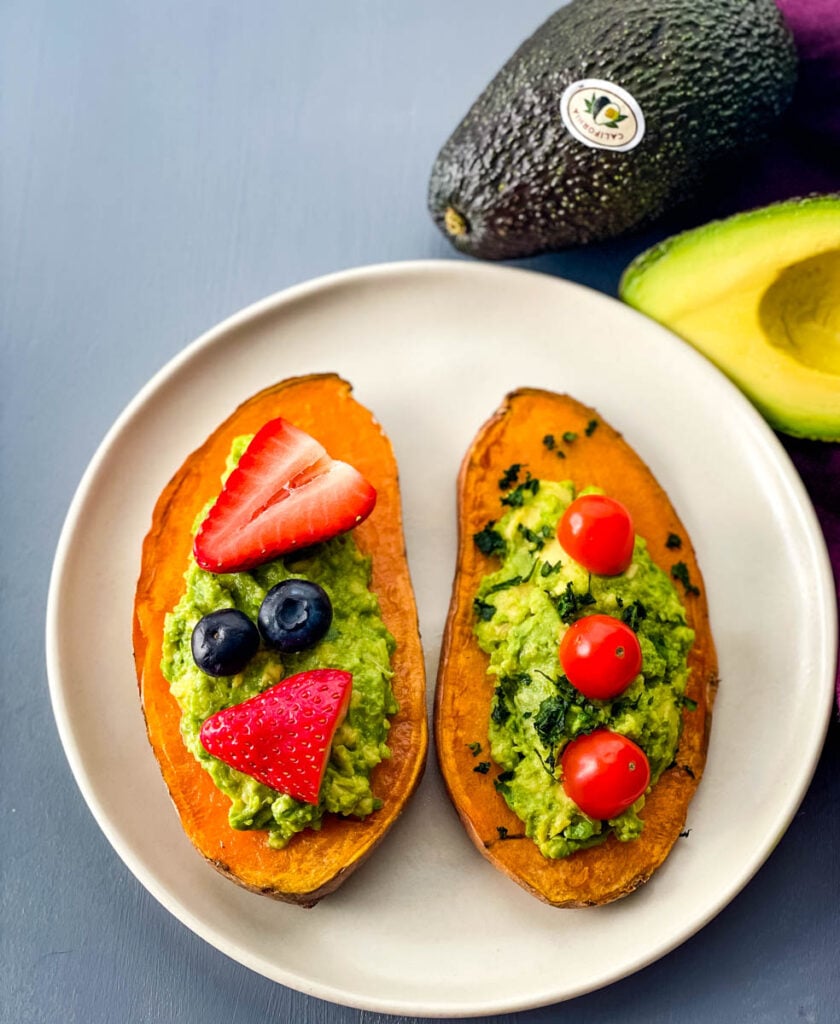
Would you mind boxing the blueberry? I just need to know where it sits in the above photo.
[258,579,333,653]
[191,609,260,677]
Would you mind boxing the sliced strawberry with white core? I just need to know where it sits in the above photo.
[193,417,377,573]
[199,669,353,804]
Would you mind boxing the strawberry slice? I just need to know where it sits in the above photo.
[199,669,353,804]
[193,417,376,573]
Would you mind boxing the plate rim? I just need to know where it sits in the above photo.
[45,258,838,1017]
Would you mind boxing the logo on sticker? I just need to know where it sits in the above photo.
[560,79,645,152]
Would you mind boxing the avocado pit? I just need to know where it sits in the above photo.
[760,249,840,375]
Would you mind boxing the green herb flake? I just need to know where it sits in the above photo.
[517,523,546,551]
[473,522,506,558]
[553,580,596,624]
[568,701,600,737]
[473,761,491,775]
[496,826,510,840]
[474,597,496,622]
[497,672,531,699]
[487,572,524,596]
[498,463,522,490]
[491,686,511,725]
[494,770,515,796]
[562,431,578,443]
[467,741,482,756]
[620,599,647,631]
[533,695,568,751]
[540,559,562,577]
[682,696,698,712]
[666,532,683,550]
[501,477,540,508]
[542,434,556,451]
[671,561,700,596]
[585,419,599,436]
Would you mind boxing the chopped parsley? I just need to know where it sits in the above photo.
[494,770,515,797]
[620,599,648,632]
[501,477,539,507]
[499,671,531,694]
[498,463,522,490]
[585,419,599,436]
[533,695,567,753]
[467,741,482,756]
[517,523,551,551]
[562,431,578,443]
[671,561,700,596]
[533,672,601,742]
[542,433,566,459]
[553,580,596,623]
[486,566,533,595]
[473,597,496,622]
[666,532,682,549]
[473,761,491,775]
[473,522,506,557]
[540,559,562,577]
[491,686,511,725]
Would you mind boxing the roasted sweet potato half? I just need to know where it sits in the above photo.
[133,374,427,906]
[435,389,718,907]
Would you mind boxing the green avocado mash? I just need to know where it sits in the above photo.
[474,479,694,859]
[161,435,398,849]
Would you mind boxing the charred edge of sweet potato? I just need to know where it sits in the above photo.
[133,373,428,905]
[434,388,718,908]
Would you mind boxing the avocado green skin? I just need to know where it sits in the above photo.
[428,0,797,260]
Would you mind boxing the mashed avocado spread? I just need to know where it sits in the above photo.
[474,479,694,859]
[161,435,398,849]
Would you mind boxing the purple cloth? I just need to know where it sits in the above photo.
[776,0,840,142]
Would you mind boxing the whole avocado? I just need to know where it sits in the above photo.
[428,0,797,260]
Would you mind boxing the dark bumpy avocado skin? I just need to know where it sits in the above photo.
[428,0,797,260]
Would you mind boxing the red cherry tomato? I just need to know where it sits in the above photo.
[560,729,650,820]
[558,494,634,575]
[559,614,642,700]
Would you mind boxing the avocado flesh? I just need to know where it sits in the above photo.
[428,0,796,260]
[620,196,840,441]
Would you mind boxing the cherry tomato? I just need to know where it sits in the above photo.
[560,729,650,820]
[557,494,634,575]
[559,614,642,700]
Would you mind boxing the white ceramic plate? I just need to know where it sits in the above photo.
[47,261,836,1018]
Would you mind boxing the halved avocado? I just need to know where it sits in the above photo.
[619,195,840,441]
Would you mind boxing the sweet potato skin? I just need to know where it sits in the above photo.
[435,390,718,907]
[133,374,427,906]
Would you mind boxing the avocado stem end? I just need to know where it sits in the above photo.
[444,206,468,237]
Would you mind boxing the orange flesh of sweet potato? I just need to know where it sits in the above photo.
[434,390,718,907]
[133,374,427,906]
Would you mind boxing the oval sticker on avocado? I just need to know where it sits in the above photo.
[560,79,645,152]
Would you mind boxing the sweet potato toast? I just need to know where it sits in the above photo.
[133,374,427,906]
[435,389,718,907]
